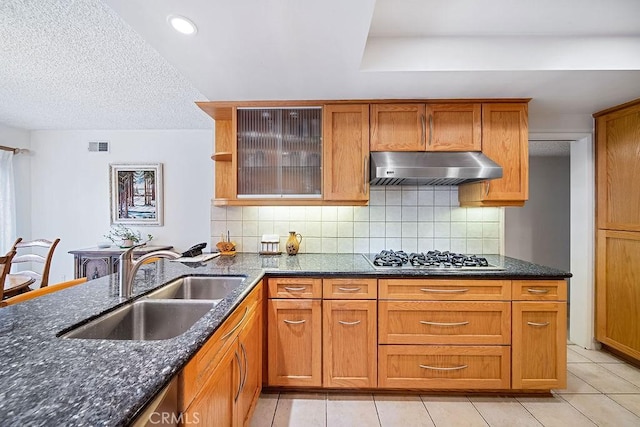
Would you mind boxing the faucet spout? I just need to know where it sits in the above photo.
[118,245,182,298]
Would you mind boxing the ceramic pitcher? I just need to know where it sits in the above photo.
[286,231,302,255]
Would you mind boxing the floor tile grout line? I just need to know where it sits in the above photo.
[371,393,383,427]
[568,363,640,394]
[559,391,640,424]
[269,392,279,427]
[514,396,546,427]
[417,395,437,427]
[468,396,493,427]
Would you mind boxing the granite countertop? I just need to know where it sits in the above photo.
[0,253,570,426]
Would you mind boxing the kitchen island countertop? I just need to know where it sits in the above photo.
[0,253,570,426]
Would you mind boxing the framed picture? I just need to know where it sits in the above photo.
[110,163,163,226]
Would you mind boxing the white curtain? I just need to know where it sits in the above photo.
[0,150,16,255]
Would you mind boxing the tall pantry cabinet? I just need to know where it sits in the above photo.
[595,98,640,360]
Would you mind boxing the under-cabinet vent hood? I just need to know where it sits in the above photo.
[370,152,502,186]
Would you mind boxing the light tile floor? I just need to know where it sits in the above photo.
[250,344,640,427]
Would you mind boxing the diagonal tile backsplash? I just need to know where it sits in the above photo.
[211,186,503,254]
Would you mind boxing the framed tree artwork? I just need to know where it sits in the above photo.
[110,163,163,226]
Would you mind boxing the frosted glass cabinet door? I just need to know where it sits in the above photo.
[236,108,322,198]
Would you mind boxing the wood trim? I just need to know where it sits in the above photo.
[197,99,531,121]
[212,199,368,206]
[593,97,640,118]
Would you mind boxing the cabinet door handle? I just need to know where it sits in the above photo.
[234,351,242,402]
[337,287,361,292]
[363,155,369,194]
[420,288,469,293]
[420,320,469,327]
[284,286,306,292]
[527,288,549,294]
[221,307,249,340]
[485,181,490,196]
[527,321,550,327]
[428,114,433,146]
[421,114,426,147]
[338,320,361,326]
[419,364,468,371]
[240,342,248,392]
[283,319,306,324]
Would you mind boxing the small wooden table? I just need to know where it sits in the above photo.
[68,245,173,280]
[3,275,36,298]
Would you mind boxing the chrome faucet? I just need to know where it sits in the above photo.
[118,244,182,298]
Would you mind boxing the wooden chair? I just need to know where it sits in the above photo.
[10,237,61,289]
[2,277,87,307]
[0,251,17,301]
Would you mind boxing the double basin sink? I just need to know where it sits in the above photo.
[61,276,246,341]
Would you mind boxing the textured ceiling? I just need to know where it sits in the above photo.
[0,0,212,130]
[529,141,571,157]
[2,0,640,132]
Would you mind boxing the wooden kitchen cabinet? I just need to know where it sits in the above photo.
[179,282,263,427]
[596,230,640,359]
[512,302,567,389]
[370,103,481,152]
[458,103,529,207]
[595,100,640,231]
[267,298,322,387]
[323,299,377,388]
[323,104,370,202]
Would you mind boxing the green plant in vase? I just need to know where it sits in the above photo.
[105,225,153,248]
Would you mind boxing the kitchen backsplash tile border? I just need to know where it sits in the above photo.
[211,186,503,255]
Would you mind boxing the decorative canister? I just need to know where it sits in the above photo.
[286,231,302,255]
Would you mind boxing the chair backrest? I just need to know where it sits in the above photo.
[2,277,87,306]
[10,238,60,288]
[0,251,17,301]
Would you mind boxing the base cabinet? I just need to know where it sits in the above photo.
[512,302,567,389]
[179,282,263,427]
[323,300,377,388]
[267,298,322,387]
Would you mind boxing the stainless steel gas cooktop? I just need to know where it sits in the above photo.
[363,250,503,271]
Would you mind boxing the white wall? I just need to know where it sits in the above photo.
[29,129,213,283]
[211,186,504,255]
[504,156,570,271]
[0,124,31,246]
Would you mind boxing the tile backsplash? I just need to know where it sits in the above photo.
[211,186,503,255]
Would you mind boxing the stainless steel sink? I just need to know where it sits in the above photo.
[145,276,246,302]
[61,300,214,341]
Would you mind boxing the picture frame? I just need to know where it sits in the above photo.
[110,163,163,226]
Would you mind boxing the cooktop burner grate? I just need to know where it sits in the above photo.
[366,250,502,270]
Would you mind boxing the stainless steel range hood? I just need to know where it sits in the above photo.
[370,152,502,186]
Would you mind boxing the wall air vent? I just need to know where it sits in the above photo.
[88,141,109,153]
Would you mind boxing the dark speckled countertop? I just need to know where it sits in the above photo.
[0,253,569,426]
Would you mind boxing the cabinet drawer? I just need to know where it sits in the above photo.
[379,279,510,301]
[379,301,511,345]
[378,345,511,389]
[268,277,322,299]
[323,278,377,299]
[512,280,567,301]
[179,281,262,411]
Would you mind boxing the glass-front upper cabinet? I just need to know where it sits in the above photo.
[237,107,322,198]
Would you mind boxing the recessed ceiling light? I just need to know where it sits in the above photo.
[167,15,197,35]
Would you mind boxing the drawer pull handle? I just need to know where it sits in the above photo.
[527,288,549,294]
[283,319,306,324]
[419,364,468,371]
[338,287,361,292]
[420,320,469,327]
[527,321,550,327]
[221,307,249,340]
[284,286,306,291]
[338,320,361,326]
[420,288,469,293]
